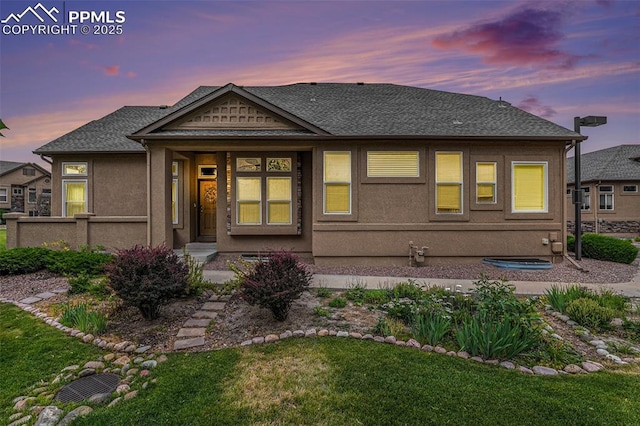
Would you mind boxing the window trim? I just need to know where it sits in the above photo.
[511,161,548,213]
[266,176,292,225]
[0,188,7,203]
[62,179,88,217]
[475,161,497,204]
[581,186,591,211]
[435,151,463,215]
[236,176,263,225]
[230,152,298,235]
[598,185,614,211]
[62,162,88,177]
[27,188,37,204]
[622,184,638,194]
[12,187,23,196]
[323,151,352,215]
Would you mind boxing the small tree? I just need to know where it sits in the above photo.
[238,250,312,321]
[106,245,188,320]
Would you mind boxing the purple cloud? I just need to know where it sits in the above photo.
[517,95,557,119]
[432,7,580,70]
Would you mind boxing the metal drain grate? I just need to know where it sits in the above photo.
[54,373,120,403]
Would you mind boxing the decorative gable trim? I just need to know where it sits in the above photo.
[166,95,297,130]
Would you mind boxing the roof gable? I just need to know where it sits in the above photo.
[166,94,299,130]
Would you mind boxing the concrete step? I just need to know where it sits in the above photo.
[175,243,218,264]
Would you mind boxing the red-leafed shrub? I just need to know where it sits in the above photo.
[106,245,188,320]
[238,250,313,321]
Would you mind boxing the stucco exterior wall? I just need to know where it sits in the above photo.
[50,154,146,216]
[312,141,566,265]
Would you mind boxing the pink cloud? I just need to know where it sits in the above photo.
[432,7,581,70]
[127,71,137,78]
[516,95,557,119]
[103,65,120,76]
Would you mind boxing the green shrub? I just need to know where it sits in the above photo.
[0,247,50,275]
[381,298,416,324]
[45,250,113,276]
[456,312,540,359]
[373,317,408,340]
[314,306,331,318]
[106,245,189,320]
[472,275,536,322]
[566,298,616,330]
[238,250,312,321]
[411,310,451,346]
[363,289,391,305]
[344,282,367,304]
[315,286,332,298]
[392,280,424,300]
[597,288,628,315]
[581,233,639,264]
[67,273,111,297]
[545,284,591,314]
[567,235,575,252]
[59,302,108,334]
[329,297,347,308]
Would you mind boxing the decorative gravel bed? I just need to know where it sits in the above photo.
[205,255,639,284]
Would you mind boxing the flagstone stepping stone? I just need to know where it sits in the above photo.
[176,328,205,338]
[201,301,226,311]
[19,297,41,304]
[34,292,57,299]
[192,311,218,319]
[184,319,211,327]
[173,337,205,350]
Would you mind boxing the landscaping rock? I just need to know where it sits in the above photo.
[395,341,406,347]
[280,330,293,339]
[582,361,604,373]
[13,397,35,410]
[124,390,138,400]
[406,339,421,348]
[350,332,363,339]
[157,355,168,363]
[135,345,152,354]
[500,361,515,370]
[113,356,131,366]
[77,368,95,377]
[57,406,93,426]
[116,384,130,394]
[470,357,484,363]
[384,336,396,344]
[564,364,586,374]
[35,406,63,426]
[457,351,470,359]
[434,346,447,354]
[107,397,122,408]
[88,392,112,404]
[252,336,265,344]
[305,329,317,337]
[174,337,205,350]
[336,331,349,338]
[265,334,279,343]
[421,345,433,352]
[293,330,305,337]
[83,361,104,370]
[533,366,558,375]
[318,329,329,337]
[518,366,534,375]
[240,340,252,346]
[8,415,31,426]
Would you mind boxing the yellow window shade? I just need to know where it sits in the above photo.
[476,163,496,182]
[237,177,261,201]
[367,151,419,177]
[436,152,462,182]
[324,152,351,182]
[267,177,291,201]
[513,164,546,211]
[437,184,461,213]
[238,202,261,224]
[477,183,495,203]
[268,202,291,224]
[171,179,178,223]
[325,184,350,213]
[64,182,86,217]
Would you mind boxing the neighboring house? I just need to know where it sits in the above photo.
[566,144,640,237]
[0,161,51,222]
[7,83,582,265]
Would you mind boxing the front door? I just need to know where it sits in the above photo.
[198,180,217,239]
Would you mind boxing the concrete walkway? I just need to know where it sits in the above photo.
[203,267,640,297]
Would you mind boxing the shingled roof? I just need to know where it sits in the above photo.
[0,160,26,175]
[567,144,640,184]
[35,83,581,154]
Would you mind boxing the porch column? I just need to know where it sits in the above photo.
[4,212,25,249]
[148,146,173,248]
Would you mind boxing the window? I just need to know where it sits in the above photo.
[236,177,262,224]
[367,151,419,177]
[267,177,292,224]
[436,152,462,214]
[23,168,35,176]
[0,188,7,203]
[172,161,179,224]
[28,188,37,204]
[581,187,591,211]
[476,162,496,204]
[323,151,351,214]
[63,180,87,217]
[62,162,87,176]
[599,185,614,210]
[13,187,23,196]
[512,162,547,213]
[623,185,638,193]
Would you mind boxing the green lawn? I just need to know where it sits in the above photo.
[0,228,6,250]
[3,303,640,425]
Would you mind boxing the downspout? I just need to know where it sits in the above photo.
[143,139,151,246]
[39,154,53,166]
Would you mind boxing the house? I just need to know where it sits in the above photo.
[0,161,51,222]
[566,144,640,237]
[6,83,582,265]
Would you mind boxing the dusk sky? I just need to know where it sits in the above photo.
[0,0,638,168]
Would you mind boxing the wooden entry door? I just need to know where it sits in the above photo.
[198,180,217,239]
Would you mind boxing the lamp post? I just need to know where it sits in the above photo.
[573,115,607,261]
